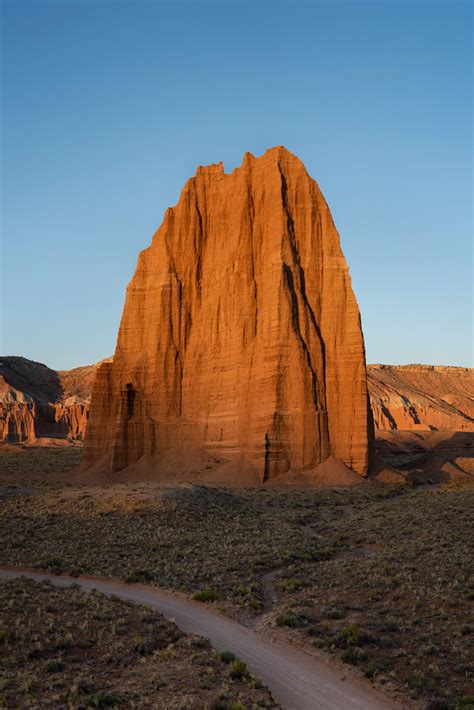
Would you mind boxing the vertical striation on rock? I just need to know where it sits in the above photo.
[0,357,108,444]
[84,147,373,479]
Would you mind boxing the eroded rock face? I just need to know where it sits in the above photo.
[83,147,373,478]
[4,356,470,447]
[368,365,474,432]
[0,401,90,444]
[0,357,104,444]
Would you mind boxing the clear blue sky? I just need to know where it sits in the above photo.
[1,0,472,369]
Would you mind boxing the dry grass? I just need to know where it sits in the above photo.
[1,446,473,708]
[0,577,277,709]
[0,477,339,613]
[0,446,82,483]
[268,484,474,708]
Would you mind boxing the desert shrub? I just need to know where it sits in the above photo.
[333,623,363,648]
[382,617,400,632]
[134,641,153,656]
[193,588,217,602]
[46,659,65,672]
[125,569,155,583]
[44,557,65,574]
[306,625,322,637]
[229,659,248,680]
[84,691,121,708]
[158,650,172,661]
[220,650,236,664]
[341,623,363,646]
[326,609,344,620]
[276,612,305,628]
[189,635,209,648]
[280,577,306,592]
[408,670,430,690]
[77,679,96,695]
[341,646,367,664]
[426,700,451,710]
[364,658,391,679]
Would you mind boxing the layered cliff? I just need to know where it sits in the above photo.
[0,357,105,444]
[83,146,373,479]
[3,357,470,447]
[368,365,473,431]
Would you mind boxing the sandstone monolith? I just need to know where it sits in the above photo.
[83,147,373,479]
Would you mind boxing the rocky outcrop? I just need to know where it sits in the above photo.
[4,356,470,447]
[0,357,106,444]
[368,365,473,431]
[0,401,90,444]
[84,146,373,479]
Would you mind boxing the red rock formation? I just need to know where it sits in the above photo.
[368,365,473,432]
[3,356,470,448]
[0,357,106,444]
[84,147,373,479]
[0,402,36,442]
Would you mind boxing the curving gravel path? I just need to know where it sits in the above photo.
[0,567,404,710]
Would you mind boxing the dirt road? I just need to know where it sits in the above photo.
[0,567,402,710]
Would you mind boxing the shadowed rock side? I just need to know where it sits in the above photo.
[0,357,108,444]
[83,147,372,480]
[368,365,474,432]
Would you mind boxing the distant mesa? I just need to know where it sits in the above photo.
[2,356,471,466]
[368,364,473,432]
[82,146,373,481]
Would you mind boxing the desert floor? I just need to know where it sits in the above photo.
[0,440,473,709]
[0,573,277,709]
[0,568,397,710]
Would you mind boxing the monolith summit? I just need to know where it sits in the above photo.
[84,147,373,479]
